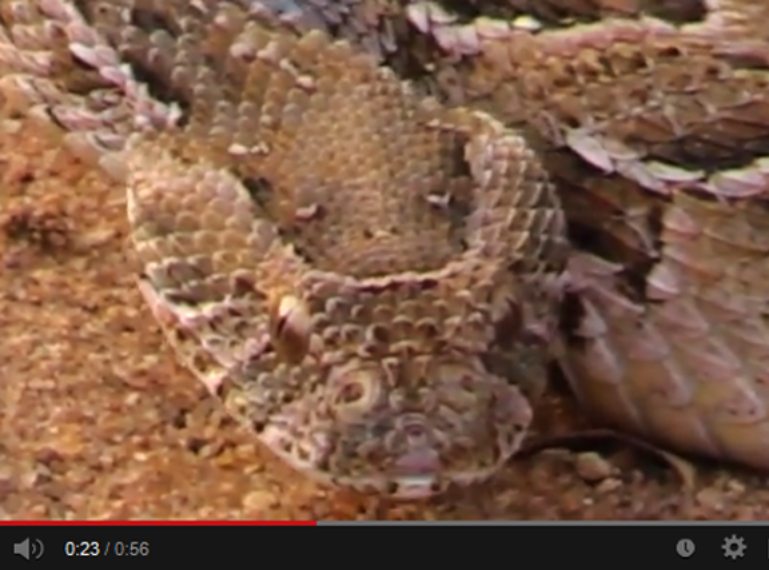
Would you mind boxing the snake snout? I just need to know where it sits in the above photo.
[366,417,447,499]
[389,418,441,472]
[393,421,439,469]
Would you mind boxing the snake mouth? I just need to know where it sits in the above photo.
[332,465,503,500]
[259,424,505,498]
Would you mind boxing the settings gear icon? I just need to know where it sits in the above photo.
[722,535,746,559]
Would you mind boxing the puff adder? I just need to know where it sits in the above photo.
[2,0,769,497]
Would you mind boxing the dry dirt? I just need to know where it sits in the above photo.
[2,112,769,522]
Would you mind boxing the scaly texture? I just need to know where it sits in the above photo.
[0,0,567,498]
[403,2,769,470]
[4,0,769,494]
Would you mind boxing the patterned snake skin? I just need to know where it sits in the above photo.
[2,0,769,498]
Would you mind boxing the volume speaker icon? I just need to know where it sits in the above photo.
[13,537,44,561]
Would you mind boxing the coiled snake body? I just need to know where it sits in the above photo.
[2,0,769,499]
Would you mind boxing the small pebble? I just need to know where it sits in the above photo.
[595,478,622,494]
[242,489,279,513]
[575,452,613,482]
[696,487,725,512]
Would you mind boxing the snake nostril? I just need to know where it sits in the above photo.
[337,381,365,404]
[405,424,426,439]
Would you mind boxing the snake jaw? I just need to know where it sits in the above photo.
[248,354,534,499]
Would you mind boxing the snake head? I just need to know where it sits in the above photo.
[255,348,533,499]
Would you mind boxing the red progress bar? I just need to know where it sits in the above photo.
[0,520,317,526]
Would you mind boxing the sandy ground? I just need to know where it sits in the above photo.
[2,112,769,522]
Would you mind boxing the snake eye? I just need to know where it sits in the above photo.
[270,295,312,364]
[329,366,381,419]
[337,381,365,404]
